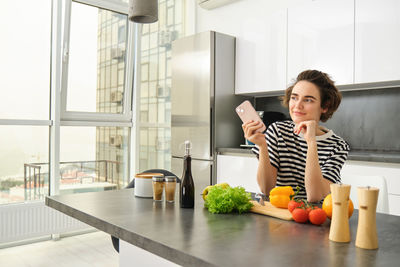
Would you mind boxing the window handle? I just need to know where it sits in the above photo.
[63,43,69,63]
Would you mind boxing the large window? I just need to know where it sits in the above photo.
[0,0,133,205]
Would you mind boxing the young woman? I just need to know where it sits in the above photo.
[243,70,350,203]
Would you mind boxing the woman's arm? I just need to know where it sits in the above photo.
[295,121,331,202]
[256,143,278,195]
[304,141,331,202]
[243,121,277,195]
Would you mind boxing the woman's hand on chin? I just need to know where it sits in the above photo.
[294,120,317,143]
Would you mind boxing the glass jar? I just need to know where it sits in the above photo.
[165,176,177,202]
[152,175,165,201]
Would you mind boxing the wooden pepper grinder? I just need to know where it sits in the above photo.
[329,183,351,243]
[355,186,379,249]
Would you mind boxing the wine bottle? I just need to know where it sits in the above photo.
[180,141,195,208]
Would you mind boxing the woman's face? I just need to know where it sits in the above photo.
[289,80,327,124]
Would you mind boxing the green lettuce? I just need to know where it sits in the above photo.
[204,186,253,214]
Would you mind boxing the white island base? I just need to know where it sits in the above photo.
[120,240,180,267]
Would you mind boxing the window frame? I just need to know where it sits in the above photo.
[60,0,134,125]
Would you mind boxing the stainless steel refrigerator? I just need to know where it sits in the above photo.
[171,31,248,192]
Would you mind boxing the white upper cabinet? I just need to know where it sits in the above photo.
[235,9,287,94]
[355,0,400,83]
[287,0,354,85]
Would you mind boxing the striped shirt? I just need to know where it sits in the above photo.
[252,120,350,202]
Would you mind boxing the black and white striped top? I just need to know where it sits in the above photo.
[252,120,350,201]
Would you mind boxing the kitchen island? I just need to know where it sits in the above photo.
[46,188,400,267]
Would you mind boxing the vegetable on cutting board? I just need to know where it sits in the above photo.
[269,186,294,209]
[202,182,230,201]
[204,185,253,214]
[269,186,301,209]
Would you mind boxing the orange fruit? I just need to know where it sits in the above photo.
[322,193,354,219]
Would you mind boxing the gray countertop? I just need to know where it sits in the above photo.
[46,188,400,267]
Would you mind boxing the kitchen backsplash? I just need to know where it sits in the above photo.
[255,87,400,157]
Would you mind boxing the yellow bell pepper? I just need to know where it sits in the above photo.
[269,186,294,209]
[269,186,294,197]
[270,195,290,209]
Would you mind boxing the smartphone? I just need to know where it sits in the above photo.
[235,100,266,133]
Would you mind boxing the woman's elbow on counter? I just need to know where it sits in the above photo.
[306,193,323,204]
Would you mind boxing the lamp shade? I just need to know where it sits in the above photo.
[129,0,158,23]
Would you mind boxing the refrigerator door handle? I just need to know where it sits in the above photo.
[210,105,214,159]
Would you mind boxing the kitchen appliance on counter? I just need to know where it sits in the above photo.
[171,31,248,189]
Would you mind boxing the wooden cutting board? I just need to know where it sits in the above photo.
[250,200,293,221]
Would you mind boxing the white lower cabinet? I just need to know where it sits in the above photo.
[120,240,178,267]
[388,195,400,216]
[216,154,260,193]
[342,161,400,216]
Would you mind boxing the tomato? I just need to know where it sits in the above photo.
[292,208,309,223]
[288,200,304,213]
[306,206,313,215]
[322,194,354,219]
[309,208,327,225]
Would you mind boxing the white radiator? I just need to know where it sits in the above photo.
[0,201,91,244]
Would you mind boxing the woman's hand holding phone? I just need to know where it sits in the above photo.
[236,100,267,148]
[242,121,267,149]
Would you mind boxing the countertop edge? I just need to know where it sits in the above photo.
[45,195,215,267]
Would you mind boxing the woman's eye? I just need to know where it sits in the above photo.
[304,98,313,103]
[290,96,297,100]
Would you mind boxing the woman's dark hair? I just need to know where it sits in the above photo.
[281,70,342,122]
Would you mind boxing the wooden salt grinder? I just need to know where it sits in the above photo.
[329,183,351,243]
[355,186,379,249]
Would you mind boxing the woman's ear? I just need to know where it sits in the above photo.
[321,102,329,114]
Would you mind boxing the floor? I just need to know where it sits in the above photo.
[0,231,119,267]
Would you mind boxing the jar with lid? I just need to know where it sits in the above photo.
[152,175,165,201]
[134,172,162,198]
[165,176,177,202]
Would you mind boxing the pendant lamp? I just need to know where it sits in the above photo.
[129,0,158,23]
